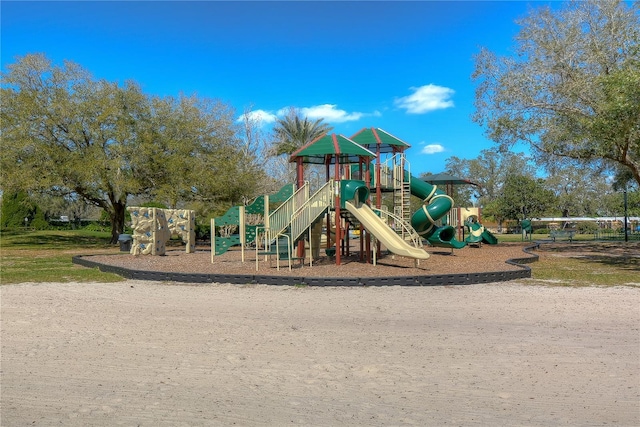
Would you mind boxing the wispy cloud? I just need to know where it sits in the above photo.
[395,84,455,114]
[421,143,446,155]
[297,104,366,123]
[236,109,278,124]
[240,104,379,126]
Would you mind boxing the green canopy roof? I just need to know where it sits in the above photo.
[422,173,478,187]
[290,133,376,165]
[350,127,411,154]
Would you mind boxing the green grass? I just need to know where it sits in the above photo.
[496,233,598,243]
[1,230,637,287]
[0,228,115,249]
[497,232,640,243]
[1,229,124,284]
[526,241,640,286]
[529,256,639,286]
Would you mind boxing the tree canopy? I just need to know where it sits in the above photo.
[473,0,640,185]
[445,149,536,208]
[484,175,556,223]
[271,108,333,156]
[0,53,262,242]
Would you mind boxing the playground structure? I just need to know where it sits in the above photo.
[127,128,499,269]
[464,214,499,246]
[127,207,195,255]
[209,183,294,261]
[207,128,495,270]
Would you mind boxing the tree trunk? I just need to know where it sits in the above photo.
[109,201,126,244]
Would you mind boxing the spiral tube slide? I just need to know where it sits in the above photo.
[465,220,499,245]
[407,172,467,249]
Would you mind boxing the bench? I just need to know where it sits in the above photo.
[550,229,575,242]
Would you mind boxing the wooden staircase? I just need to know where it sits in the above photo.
[256,180,334,270]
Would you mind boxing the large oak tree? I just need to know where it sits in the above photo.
[473,0,640,185]
[1,54,260,242]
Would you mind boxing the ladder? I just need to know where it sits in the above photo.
[393,164,412,228]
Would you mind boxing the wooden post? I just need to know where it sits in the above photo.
[334,158,341,265]
[210,218,215,263]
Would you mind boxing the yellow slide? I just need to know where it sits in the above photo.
[345,201,429,260]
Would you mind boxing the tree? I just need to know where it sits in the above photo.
[269,108,334,187]
[473,0,640,185]
[445,149,536,208]
[1,54,258,242]
[485,175,556,224]
[237,107,284,199]
[140,94,259,209]
[0,191,46,229]
[545,161,616,217]
[271,108,333,156]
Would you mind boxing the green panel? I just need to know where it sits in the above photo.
[245,224,259,244]
[246,195,265,215]
[270,183,294,204]
[214,236,241,255]
[214,206,240,226]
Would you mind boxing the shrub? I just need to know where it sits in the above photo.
[83,222,110,233]
[140,201,169,209]
[195,221,211,240]
[576,222,599,234]
[1,191,48,229]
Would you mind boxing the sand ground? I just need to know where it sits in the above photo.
[1,281,638,426]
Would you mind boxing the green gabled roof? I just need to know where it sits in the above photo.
[350,127,411,153]
[290,133,376,164]
[422,173,479,187]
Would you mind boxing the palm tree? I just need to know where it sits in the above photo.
[271,108,333,156]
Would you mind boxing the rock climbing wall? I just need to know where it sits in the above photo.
[166,209,196,253]
[128,207,195,255]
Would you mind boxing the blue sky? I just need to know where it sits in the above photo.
[1,1,549,176]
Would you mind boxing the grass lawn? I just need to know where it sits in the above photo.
[1,230,637,286]
[1,230,124,284]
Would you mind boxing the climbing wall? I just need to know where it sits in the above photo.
[166,209,196,253]
[128,207,195,256]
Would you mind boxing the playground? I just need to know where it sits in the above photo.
[81,240,530,285]
[109,128,506,285]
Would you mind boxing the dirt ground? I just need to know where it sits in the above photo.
[1,242,639,426]
[83,241,531,280]
[1,281,638,426]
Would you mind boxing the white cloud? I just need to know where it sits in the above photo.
[236,109,278,124]
[395,84,455,114]
[299,104,365,123]
[421,144,446,155]
[240,104,376,126]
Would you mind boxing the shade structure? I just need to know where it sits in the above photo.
[289,133,376,165]
[422,173,479,198]
[350,127,411,154]
[422,173,479,187]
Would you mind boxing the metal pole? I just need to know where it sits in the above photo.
[624,189,628,242]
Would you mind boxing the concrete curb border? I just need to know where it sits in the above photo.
[73,244,540,286]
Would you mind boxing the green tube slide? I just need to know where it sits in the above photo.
[465,219,498,245]
[406,172,466,249]
[348,165,466,249]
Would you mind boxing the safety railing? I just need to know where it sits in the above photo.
[289,180,334,243]
[266,181,310,238]
[372,207,423,249]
